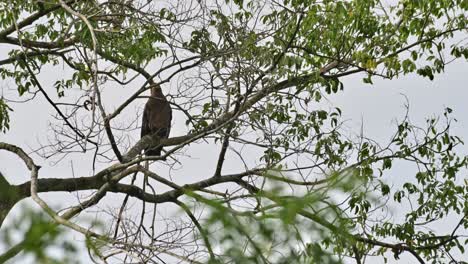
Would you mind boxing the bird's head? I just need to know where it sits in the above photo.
[149,84,163,97]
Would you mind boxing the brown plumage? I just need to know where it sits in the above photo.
[141,84,172,156]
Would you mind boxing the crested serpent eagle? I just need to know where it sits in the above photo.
[141,84,172,156]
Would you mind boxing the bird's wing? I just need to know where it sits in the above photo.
[166,103,172,138]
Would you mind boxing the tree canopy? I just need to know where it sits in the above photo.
[0,0,467,263]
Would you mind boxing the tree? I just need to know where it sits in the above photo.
[0,0,467,263]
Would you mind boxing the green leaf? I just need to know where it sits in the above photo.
[0,98,13,133]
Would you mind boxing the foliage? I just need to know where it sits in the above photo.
[0,206,79,264]
[0,98,12,132]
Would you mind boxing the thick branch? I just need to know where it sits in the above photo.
[356,237,426,264]
[107,169,261,204]
[0,36,77,49]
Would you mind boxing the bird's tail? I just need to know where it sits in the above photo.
[145,147,162,156]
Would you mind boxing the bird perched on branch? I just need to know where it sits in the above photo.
[141,84,172,156]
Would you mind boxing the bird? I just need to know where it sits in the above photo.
[141,84,172,156]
